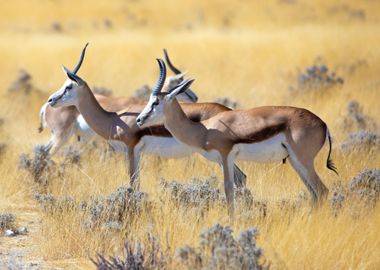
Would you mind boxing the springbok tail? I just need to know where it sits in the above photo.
[38,103,49,133]
[326,128,338,175]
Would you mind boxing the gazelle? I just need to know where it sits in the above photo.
[39,46,197,155]
[47,45,247,189]
[136,59,338,216]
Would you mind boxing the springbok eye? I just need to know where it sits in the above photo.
[66,85,73,90]
[153,100,159,106]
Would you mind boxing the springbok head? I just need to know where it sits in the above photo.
[163,49,198,103]
[136,59,194,128]
[48,43,89,108]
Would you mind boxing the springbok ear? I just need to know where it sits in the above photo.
[169,72,188,82]
[62,66,84,85]
[166,78,195,102]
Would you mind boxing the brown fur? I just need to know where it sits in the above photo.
[153,100,334,217]
[46,81,233,189]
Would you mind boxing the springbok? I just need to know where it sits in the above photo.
[46,45,247,189]
[39,46,198,155]
[136,59,338,216]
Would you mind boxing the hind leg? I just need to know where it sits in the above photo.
[47,135,66,156]
[306,163,329,201]
[284,143,328,203]
[45,121,77,156]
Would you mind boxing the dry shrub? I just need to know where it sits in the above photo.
[341,100,378,132]
[60,146,81,175]
[92,235,169,270]
[18,144,83,190]
[275,191,310,213]
[214,97,239,109]
[330,169,380,214]
[7,69,33,94]
[34,186,148,232]
[330,182,347,214]
[159,177,221,210]
[159,177,262,215]
[18,145,55,188]
[93,86,113,96]
[349,169,380,204]
[0,213,16,231]
[290,63,343,93]
[340,130,380,154]
[176,224,263,270]
[51,21,63,32]
[133,85,151,101]
[81,186,148,231]
[33,193,76,214]
[62,146,81,164]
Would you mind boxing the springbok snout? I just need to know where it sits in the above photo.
[47,97,56,107]
[136,116,144,127]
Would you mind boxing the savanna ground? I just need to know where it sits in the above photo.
[0,0,380,269]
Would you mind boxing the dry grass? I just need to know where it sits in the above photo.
[0,0,379,269]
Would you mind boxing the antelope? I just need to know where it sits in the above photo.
[39,46,198,155]
[46,45,247,189]
[136,59,338,217]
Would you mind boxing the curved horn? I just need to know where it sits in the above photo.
[152,59,166,95]
[72,43,89,74]
[163,48,181,74]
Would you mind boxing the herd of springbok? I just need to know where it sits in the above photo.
[43,44,338,217]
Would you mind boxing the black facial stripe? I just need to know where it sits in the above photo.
[56,88,68,101]
[143,105,154,120]
[142,97,160,120]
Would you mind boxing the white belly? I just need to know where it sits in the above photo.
[233,133,288,162]
[137,136,195,158]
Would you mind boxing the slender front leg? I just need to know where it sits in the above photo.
[127,146,140,190]
[133,147,141,189]
[222,154,235,220]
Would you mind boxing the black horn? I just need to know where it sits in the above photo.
[163,48,181,74]
[152,59,166,95]
[72,43,89,74]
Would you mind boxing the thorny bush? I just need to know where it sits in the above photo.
[290,64,343,92]
[81,186,148,230]
[18,144,55,187]
[177,224,264,270]
[330,169,380,214]
[0,213,16,231]
[340,130,380,154]
[159,177,262,214]
[92,235,169,270]
[341,100,378,132]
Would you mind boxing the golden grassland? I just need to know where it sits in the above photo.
[0,0,380,269]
